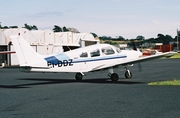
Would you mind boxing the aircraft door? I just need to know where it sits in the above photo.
[79,52,88,70]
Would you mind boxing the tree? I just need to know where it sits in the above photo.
[164,35,173,44]
[63,26,69,32]
[32,25,38,30]
[153,34,173,44]
[91,32,98,38]
[157,33,164,38]
[10,26,18,28]
[136,35,145,41]
[23,23,38,30]
[2,26,9,29]
[116,36,125,41]
[53,25,62,32]
[68,28,80,33]
[155,33,164,43]
[99,36,112,40]
[23,23,31,30]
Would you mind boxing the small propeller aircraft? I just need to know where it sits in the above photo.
[9,35,176,82]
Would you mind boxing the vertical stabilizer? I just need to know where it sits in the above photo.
[10,35,47,67]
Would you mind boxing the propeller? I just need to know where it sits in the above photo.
[138,63,142,72]
[131,41,142,71]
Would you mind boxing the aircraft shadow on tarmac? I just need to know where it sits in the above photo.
[0,78,145,89]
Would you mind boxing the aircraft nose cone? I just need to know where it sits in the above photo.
[138,51,143,57]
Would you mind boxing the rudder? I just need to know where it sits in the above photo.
[10,35,47,67]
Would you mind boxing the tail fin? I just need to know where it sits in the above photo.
[10,35,47,67]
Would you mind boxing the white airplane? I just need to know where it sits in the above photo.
[10,35,176,82]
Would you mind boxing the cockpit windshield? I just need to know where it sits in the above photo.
[101,46,115,55]
[113,46,121,53]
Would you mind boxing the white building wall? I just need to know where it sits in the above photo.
[30,30,45,45]
[36,45,63,55]
[74,33,99,47]
[1,28,99,46]
[55,32,79,46]
[37,46,49,55]
[44,30,54,45]
[0,29,6,45]
[51,46,63,54]
[0,28,99,65]
[17,28,30,42]
[3,29,19,45]
[54,32,64,44]
[2,28,30,44]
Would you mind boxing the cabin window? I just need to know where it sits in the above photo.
[114,46,121,53]
[80,52,88,57]
[90,49,100,57]
[101,47,115,55]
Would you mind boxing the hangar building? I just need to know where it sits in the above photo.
[0,28,99,66]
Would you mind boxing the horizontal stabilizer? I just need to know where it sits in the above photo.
[0,51,16,54]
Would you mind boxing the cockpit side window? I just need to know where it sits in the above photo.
[90,49,100,57]
[101,47,115,55]
[80,52,88,57]
[114,46,121,53]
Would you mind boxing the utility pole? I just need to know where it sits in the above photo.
[177,29,179,51]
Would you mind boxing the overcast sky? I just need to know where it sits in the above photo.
[0,0,180,39]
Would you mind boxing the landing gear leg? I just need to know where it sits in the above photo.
[75,72,83,81]
[124,67,132,79]
[108,68,119,82]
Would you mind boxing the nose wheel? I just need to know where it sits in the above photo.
[125,70,132,79]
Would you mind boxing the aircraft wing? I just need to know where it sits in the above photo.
[88,51,177,72]
[117,51,177,66]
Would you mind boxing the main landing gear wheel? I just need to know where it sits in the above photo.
[75,73,83,81]
[125,70,132,79]
[110,73,119,82]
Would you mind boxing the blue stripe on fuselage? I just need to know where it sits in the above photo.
[45,54,70,64]
[45,54,127,64]
[55,53,70,60]
[72,55,127,64]
[45,56,59,64]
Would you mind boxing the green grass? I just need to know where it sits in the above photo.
[170,53,180,58]
[148,79,180,85]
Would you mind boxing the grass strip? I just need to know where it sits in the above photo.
[148,79,180,85]
[170,53,180,58]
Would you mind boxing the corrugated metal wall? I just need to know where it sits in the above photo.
[0,28,99,66]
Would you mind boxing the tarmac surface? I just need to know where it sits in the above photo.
[0,59,180,118]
